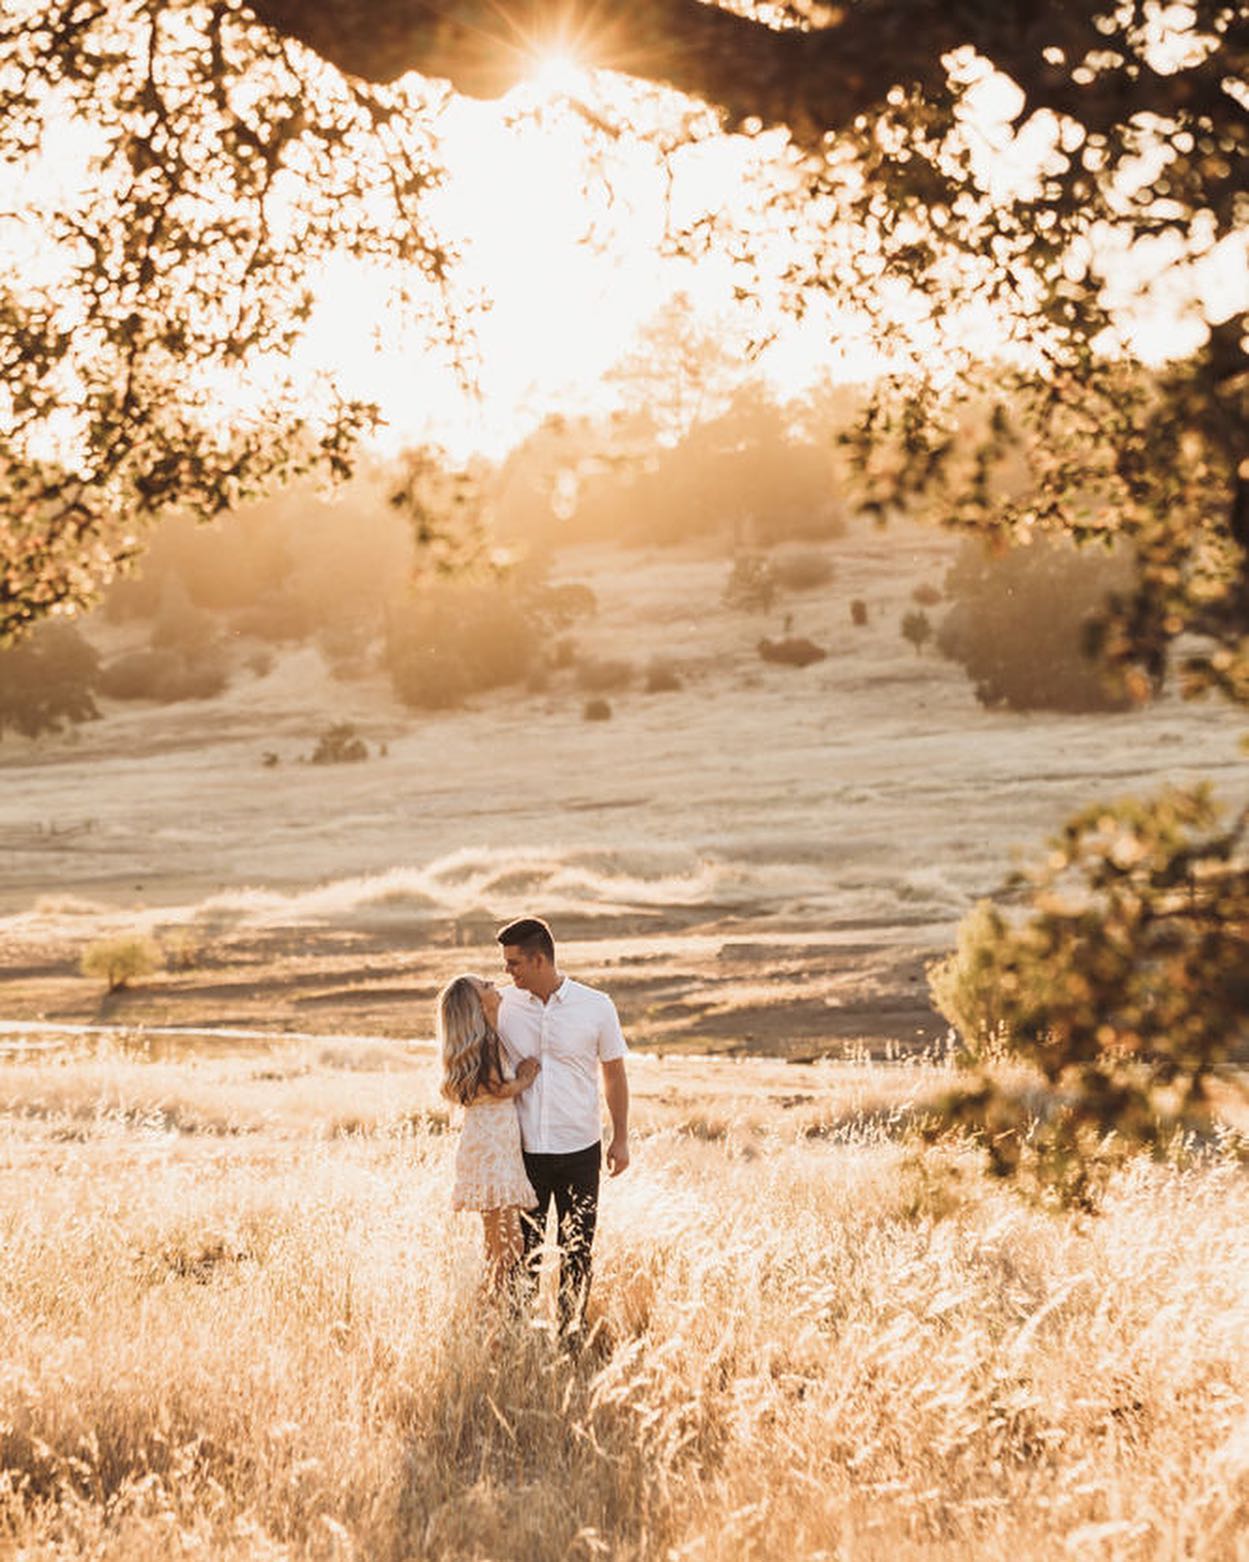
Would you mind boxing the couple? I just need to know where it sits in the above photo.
[436,916,630,1337]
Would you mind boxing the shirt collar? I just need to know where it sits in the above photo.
[519,976,569,1006]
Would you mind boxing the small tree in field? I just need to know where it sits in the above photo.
[0,621,99,739]
[900,610,932,656]
[81,935,164,993]
[929,787,1249,1208]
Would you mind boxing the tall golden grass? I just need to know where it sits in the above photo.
[0,1045,1246,1559]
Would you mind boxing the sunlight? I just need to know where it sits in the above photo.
[524,46,592,101]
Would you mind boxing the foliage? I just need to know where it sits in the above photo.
[383,581,535,709]
[930,786,1249,1207]
[772,550,835,593]
[850,599,868,627]
[494,384,847,551]
[644,658,682,693]
[0,5,458,638]
[98,647,230,703]
[309,723,369,763]
[80,934,164,992]
[582,697,612,721]
[900,609,932,655]
[0,620,100,739]
[757,635,826,668]
[937,535,1139,712]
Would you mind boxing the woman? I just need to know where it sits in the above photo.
[437,974,540,1295]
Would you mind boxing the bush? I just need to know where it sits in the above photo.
[912,582,942,607]
[901,609,933,655]
[931,786,1249,1206]
[644,658,683,693]
[309,724,369,764]
[98,647,229,703]
[937,536,1138,712]
[583,697,612,721]
[850,599,868,626]
[384,584,536,710]
[757,636,827,668]
[0,621,100,739]
[723,555,777,612]
[81,935,163,993]
[926,900,1015,1055]
[575,657,632,693]
[772,550,835,593]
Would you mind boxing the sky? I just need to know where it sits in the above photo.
[294,61,868,462]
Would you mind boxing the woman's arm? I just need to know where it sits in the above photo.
[468,1055,540,1103]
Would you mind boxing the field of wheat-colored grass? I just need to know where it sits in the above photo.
[1,1042,1247,1560]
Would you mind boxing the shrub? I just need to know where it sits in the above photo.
[0,621,100,739]
[931,786,1249,1206]
[772,550,835,593]
[757,636,827,668]
[98,647,229,703]
[912,582,942,607]
[81,935,163,993]
[583,697,612,721]
[644,658,683,693]
[723,555,777,612]
[850,599,868,626]
[309,724,369,764]
[937,536,1138,712]
[926,900,1016,1055]
[384,584,536,710]
[576,657,632,693]
[901,609,933,655]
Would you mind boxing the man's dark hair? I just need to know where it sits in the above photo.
[496,916,555,963]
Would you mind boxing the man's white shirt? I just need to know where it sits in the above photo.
[497,977,627,1154]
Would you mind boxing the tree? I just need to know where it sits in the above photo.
[929,788,1249,1207]
[936,535,1137,712]
[900,608,932,656]
[0,620,100,739]
[80,933,164,992]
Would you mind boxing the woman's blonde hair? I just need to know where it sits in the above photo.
[437,973,504,1107]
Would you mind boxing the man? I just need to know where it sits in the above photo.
[495,915,630,1337]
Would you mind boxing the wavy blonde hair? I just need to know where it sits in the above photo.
[437,973,505,1107]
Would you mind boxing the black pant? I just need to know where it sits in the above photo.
[520,1141,601,1332]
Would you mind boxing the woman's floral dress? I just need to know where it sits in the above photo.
[451,1065,537,1211]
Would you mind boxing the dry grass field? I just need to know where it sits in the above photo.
[1,1039,1246,1561]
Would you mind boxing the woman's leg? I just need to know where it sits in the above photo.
[481,1207,524,1296]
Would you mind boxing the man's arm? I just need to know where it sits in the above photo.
[601,1057,630,1176]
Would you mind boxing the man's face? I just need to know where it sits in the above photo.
[502,943,543,993]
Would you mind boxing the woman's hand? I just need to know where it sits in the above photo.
[515,1056,541,1088]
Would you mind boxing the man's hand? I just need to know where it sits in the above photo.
[601,1057,630,1176]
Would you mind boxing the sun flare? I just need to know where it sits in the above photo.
[525,46,591,100]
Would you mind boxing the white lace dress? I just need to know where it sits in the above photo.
[450,1072,538,1212]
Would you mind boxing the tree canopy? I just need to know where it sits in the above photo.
[2,0,1246,705]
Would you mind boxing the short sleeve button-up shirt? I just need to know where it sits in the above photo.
[497,977,627,1154]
